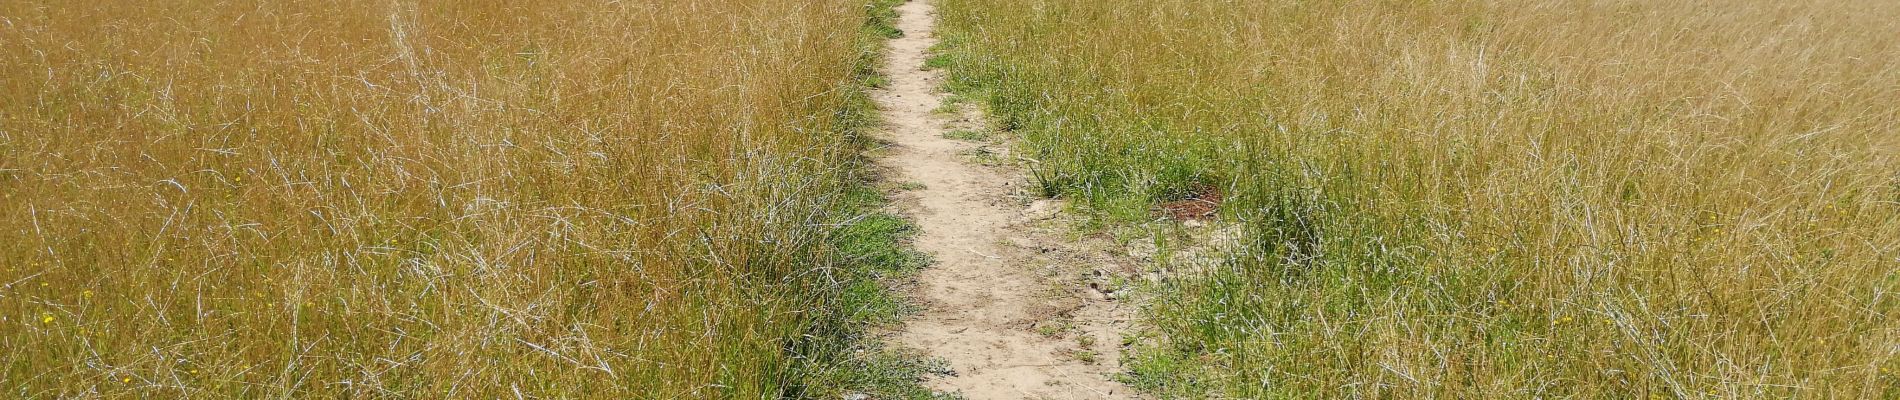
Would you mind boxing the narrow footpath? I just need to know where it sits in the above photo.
[873,1,1138,398]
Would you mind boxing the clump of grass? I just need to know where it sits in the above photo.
[933,94,973,115]
[1072,350,1100,365]
[923,53,956,70]
[0,0,924,397]
[937,0,1900,397]
[1035,318,1076,338]
[942,129,988,141]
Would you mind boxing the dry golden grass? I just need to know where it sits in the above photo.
[936,0,1900,397]
[1,0,908,397]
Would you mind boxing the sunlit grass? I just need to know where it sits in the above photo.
[935,0,1900,397]
[0,0,917,397]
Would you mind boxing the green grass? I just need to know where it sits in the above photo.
[786,181,935,399]
[942,129,989,141]
[788,2,940,396]
[933,0,1900,398]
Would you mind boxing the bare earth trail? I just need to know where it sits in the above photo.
[874,1,1139,399]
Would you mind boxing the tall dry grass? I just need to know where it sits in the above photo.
[1,0,908,397]
[936,0,1900,397]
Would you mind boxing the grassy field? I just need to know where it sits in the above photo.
[934,0,1900,397]
[0,0,928,397]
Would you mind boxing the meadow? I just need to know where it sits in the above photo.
[933,0,1900,397]
[0,0,924,397]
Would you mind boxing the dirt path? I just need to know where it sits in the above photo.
[874,1,1138,399]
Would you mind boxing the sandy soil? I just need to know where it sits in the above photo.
[873,1,1139,398]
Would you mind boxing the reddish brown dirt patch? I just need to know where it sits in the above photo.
[1156,185,1223,221]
